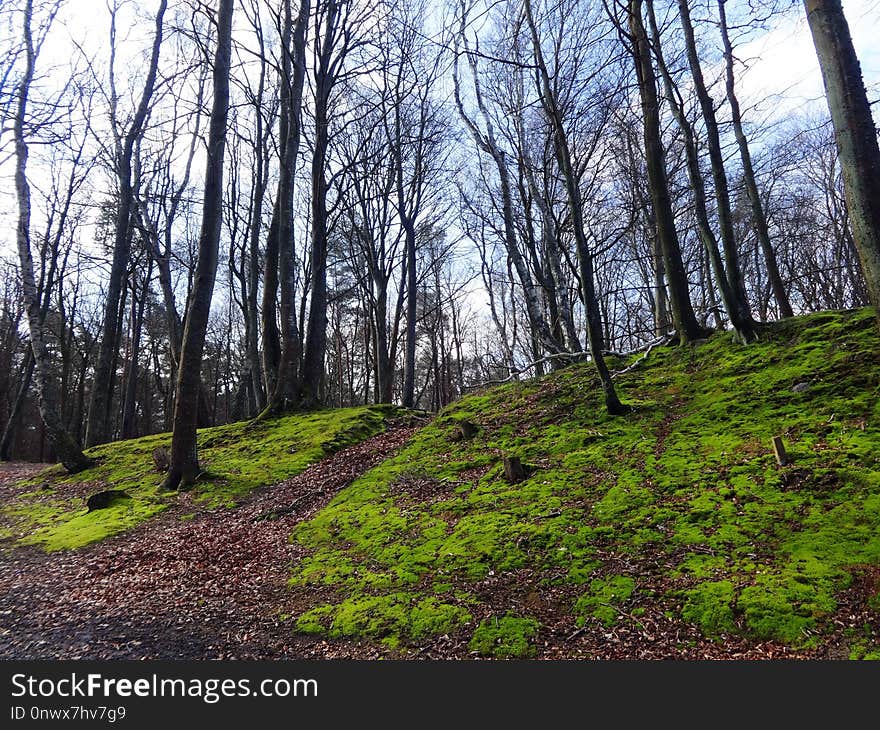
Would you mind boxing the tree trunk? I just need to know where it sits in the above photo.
[402,213,418,408]
[0,350,34,461]
[645,0,756,342]
[299,0,339,409]
[676,0,754,331]
[805,0,880,322]
[631,0,703,345]
[163,0,234,490]
[13,0,92,473]
[452,22,564,362]
[121,266,149,440]
[265,0,310,415]
[718,0,793,319]
[86,0,167,447]
[523,0,625,414]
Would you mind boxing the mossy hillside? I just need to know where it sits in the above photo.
[289,308,880,655]
[1,405,398,551]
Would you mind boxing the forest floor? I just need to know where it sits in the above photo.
[0,429,414,659]
[1,308,879,660]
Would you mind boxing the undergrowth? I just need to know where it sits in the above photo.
[288,308,880,656]
[0,405,398,551]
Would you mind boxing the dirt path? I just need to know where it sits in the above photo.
[0,428,415,660]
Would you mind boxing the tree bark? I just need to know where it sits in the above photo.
[264,0,310,415]
[86,0,167,447]
[13,0,92,473]
[718,0,793,319]
[630,0,703,344]
[645,0,756,342]
[298,0,339,409]
[163,0,234,490]
[805,0,880,323]
[676,0,753,330]
[0,350,34,461]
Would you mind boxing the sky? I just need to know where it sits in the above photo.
[733,0,880,120]
[1,0,879,266]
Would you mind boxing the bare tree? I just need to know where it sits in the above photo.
[717,0,793,319]
[86,0,168,447]
[264,0,310,414]
[163,0,234,490]
[12,0,92,472]
[627,0,703,344]
[523,0,626,413]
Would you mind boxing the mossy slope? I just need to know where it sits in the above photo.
[289,308,880,657]
[1,405,398,551]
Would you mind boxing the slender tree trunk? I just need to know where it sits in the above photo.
[163,0,234,490]
[395,93,419,408]
[645,0,756,342]
[121,266,149,440]
[631,0,703,344]
[805,0,880,322]
[0,350,34,461]
[401,215,418,408]
[261,197,282,396]
[246,72,268,413]
[676,0,753,330]
[13,0,92,473]
[265,0,310,415]
[523,0,625,413]
[299,0,338,409]
[86,0,167,447]
[718,0,793,319]
[652,231,668,336]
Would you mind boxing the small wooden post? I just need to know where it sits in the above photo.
[503,456,527,483]
[772,436,790,466]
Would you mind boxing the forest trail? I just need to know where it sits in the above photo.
[0,426,415,659]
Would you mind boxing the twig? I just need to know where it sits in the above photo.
[612,333,677,378]
[465,334,675,389]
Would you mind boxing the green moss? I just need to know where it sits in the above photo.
[681,580,737,635]
[737,571,836,645]
[2,405,397,551]
[574,576,636,626]
[287,308,880,655]
[468,615,540,658]
[294,593,471,643]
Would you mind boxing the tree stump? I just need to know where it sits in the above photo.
[503,456,527,483]
[450,420,479,442]
[772,436,790,466]
[86,489,130,512]
[152,446,171,472]
[458,420,478,440]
